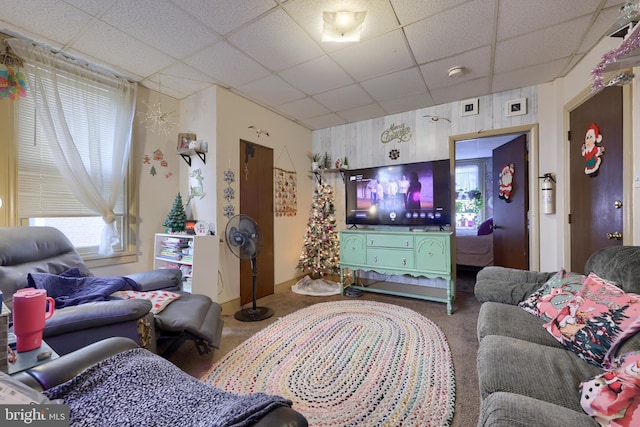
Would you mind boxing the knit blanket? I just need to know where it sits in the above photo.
[44,348,292,427]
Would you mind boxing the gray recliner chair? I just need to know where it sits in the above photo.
[0,226,223,356]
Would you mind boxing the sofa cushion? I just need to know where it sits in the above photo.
[544,273,640,368]
[579,351,640,426]
[478,335,602,413]
[518,270,585,321]
[475,266,556,305]
[585,246,640,294]
[477,302,563,348]
[479,392,598,427]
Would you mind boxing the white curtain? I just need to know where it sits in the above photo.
[8,39,137,255]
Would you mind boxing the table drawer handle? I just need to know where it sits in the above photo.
[402,258,406,265]
[374,256,378,263]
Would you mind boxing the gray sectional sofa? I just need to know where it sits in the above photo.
[474,246,640,426]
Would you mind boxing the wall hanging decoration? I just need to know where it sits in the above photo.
[274,146,297,217]
[498,163,515,202]
[0,47,27,100]
[582,123,605,176]
[389,148,400,160]
[460,98,479,116]
[506,98,527,117]
[380,122,412,144]
[223,167,236,218]
[187,168,206,205]
[144,149,172,177]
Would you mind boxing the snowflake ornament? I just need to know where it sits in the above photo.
[224,169,235,184]
[389,148,400,160]
[223,187,235,201]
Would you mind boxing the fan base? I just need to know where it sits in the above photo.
[234,306,274,322]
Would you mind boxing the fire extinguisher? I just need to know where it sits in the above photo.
[540,173,555,214]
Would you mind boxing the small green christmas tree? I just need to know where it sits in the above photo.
[163,193,187,233]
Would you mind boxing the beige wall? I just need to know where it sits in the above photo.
[215,87,313,304]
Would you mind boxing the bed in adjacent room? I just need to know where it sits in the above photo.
[455,218,494,268]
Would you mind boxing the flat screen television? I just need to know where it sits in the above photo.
[344,159,451,228]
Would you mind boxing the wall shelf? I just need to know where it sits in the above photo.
[178,150,206,166]
[311,168,346,184]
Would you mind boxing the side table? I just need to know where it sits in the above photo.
[7,333,60,375]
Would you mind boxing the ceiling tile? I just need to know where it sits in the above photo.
[578,5,622,53]
[299,113,347,131]
[430,78,490,105]
[390,0,471,25]
[338,103,387,123]
[145,63,216,99]
[313,84,373,111]
[330,30,415,81]
[276,97,331,120]
[497,0,602,40]
[278,56,354,95]
[171,0,277,36]
[0,0,92,46]
[185,41,270,87]
[63,0,117,16]
[404,0,495,64]
[100,0,218,59]
[494,15,591,74]
[69,20,174,78]
[491,58,568,93]
[229,8,324,71]
[379,91,434,114]
[420,46,492,90]
[237,75,305,107]
[361,67,426,101]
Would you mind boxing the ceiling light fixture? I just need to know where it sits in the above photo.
[322,11,367,42]
[448,66,465,78]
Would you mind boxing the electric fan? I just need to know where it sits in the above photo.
[225,214,274,322]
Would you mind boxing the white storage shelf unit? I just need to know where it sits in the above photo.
[153,233,219,302]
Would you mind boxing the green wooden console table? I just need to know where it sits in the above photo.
[339,230,455,314]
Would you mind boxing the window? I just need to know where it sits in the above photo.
[455,160,485,228]
[15,63,135,263]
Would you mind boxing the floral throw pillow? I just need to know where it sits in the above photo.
[580,351,640,426]
[544,273,640,368]
[518,270,586,321]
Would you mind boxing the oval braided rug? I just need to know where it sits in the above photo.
[202,301,455,427]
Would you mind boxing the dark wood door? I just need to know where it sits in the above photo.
[239,140,274,305]
[569,85,623,272]
[492,134,529,269]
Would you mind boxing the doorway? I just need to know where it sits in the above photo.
[239,140,274,305]
[450,124,540,270]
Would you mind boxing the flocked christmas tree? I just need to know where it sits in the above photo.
[297,183,340,277]
[163,192,187,233]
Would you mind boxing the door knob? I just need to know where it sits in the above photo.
[614,200,622,209]
[607,232,623,240]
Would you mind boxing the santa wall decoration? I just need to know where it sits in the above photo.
[498,163,515,202]
[582,123,605,177]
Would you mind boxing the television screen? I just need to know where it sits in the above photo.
[345,160,451,228]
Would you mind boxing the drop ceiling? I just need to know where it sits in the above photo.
[0,0,625,130]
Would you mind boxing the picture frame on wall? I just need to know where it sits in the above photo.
[506,98,527,117]
[460,98,479,116]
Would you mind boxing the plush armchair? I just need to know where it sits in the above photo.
[0,226,222,356]
[11,337,308,427]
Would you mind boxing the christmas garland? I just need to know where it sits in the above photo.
[591,22,640,92]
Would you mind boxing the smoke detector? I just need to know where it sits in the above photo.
[448,66,465,77]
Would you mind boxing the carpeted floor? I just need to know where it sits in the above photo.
[166,268,481,427]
